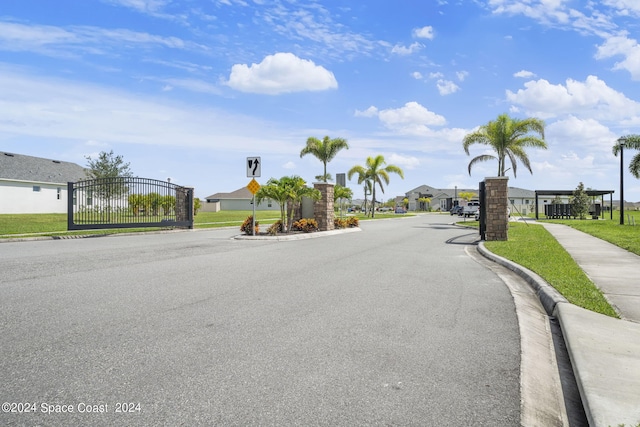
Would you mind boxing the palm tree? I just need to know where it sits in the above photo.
[255,177,289,229]
[347,165,372,216]
[300,136,349,183]
[463,113,547,177]
[334,184,353,216]
[348,155,404,218]
[613,134,640,177]
[255,176,321,232]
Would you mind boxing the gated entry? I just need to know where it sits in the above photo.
[68,177,194,230]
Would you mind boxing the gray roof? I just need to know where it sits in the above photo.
[0,152,86,184]
[405,184,536,199]
[205,186,252,201]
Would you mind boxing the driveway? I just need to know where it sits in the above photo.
[0,215,520,426]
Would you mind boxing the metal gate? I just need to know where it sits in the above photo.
[68,177,194,230]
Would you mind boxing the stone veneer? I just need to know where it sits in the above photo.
[313,183,335,231]
[484,177,508,241]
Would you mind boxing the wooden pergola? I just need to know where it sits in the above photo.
[534,190,615,220]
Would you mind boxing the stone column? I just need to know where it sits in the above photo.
[313,183,334,231]
[484,177,509,241]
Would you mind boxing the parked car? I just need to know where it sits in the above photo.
[450,206,464,216]
[475,207,481,221]
[462,202,480,217]
[395,207,406,214]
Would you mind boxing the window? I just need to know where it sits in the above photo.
[86,189,93,206]
[525,199,530,205]
[510,199,514,205]
[57,187,61,200]
[33,186,41,192]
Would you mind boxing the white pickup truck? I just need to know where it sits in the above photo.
[462,202,480,217]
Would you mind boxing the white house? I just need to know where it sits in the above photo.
[204,186,281,212]
[0,152,86,214]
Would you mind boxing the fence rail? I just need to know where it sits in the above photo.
[68,177,193,230]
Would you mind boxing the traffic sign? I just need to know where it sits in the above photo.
[247,157,261,177]
[247,178,260,195]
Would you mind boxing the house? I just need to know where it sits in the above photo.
[0,152,87,214]
[405,184,537,214]
[204,186,281,212]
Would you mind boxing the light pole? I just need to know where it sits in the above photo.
[619,137,626,225]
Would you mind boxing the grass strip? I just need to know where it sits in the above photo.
[484,222,618,318]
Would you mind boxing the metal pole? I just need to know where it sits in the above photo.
[620,141,625,225]
[252,195,256,235]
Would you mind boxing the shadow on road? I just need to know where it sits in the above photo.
[445,232,480,246]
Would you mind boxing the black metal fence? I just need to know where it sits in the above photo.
[68,177,194,230]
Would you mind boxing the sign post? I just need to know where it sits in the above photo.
[246,157,261,235]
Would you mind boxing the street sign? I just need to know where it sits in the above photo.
[247,157,261,177]
[247,178,260,195]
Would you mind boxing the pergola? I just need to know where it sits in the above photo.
[534,190,615,220]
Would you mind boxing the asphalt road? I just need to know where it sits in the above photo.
[0,215,520,426]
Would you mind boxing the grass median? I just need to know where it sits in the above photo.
[0,210,411,238]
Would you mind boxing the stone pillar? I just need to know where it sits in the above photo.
[314,183,334,231]
[484,177,509,241]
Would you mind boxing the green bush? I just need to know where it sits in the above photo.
[240,216,259,235]
[292,218,318,233]
[267,220,284,236]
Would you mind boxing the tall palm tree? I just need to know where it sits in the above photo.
[613,134,640,177]
[348,155,404,218]
[463,113,547,177]
[300,136,349,182]
[347,165,372,216]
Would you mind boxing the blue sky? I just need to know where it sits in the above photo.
[2,0,640,202]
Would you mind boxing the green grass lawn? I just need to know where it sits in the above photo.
[484,222,618,317]
[0,210,413,237]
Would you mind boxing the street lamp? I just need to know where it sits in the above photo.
[618,136,627,225]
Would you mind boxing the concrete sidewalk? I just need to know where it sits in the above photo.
[479,222,640,427]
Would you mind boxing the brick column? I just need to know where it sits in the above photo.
[314,183,334,231]
[484,177,509,241]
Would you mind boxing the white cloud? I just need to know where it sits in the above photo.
[388,153,420,170]
[354,106,379,118]
[412,71,423,80]
[603,0,640,17]
[225,52,338,95]
[429,72,444,79]
[436,79,460,95]
[456,71,469,81]
[514,69,536,78]
[359,102,447,136]
[506,75,640,121]
[282,161,296,169]
[547,116,617,152]
[391,42,423,56]
[413,26,435,40]
[595,33,640,80]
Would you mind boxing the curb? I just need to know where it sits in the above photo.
[477,242,567,316]
[233,227,361,241]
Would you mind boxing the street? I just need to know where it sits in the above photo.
[0,215,520,426]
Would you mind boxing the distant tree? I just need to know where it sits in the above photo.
[418,197,431,211]
[84,150,133,221]
[571,182,590,220]
[85,150,133,180]
[300,136,349,183]
[458,192,477,202]
[348,155,404,218]
[463,113,547,177]
[193,197,201,216]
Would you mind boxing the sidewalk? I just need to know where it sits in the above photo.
[479,221,640,427]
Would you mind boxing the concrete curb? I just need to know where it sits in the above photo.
[477,242,640,427]
[477,242,567,316]
[233,227,361,241]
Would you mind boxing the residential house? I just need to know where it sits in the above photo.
[405,184,536,214]
[0,152,86,214]
[204,187,281,212]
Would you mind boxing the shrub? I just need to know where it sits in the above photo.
[334,218,347,229]
[292,218,318,233]
[346,217,359,227]
[240,215,259,235]
[267,220,284,236]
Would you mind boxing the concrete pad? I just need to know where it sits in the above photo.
[555,303,640,427]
